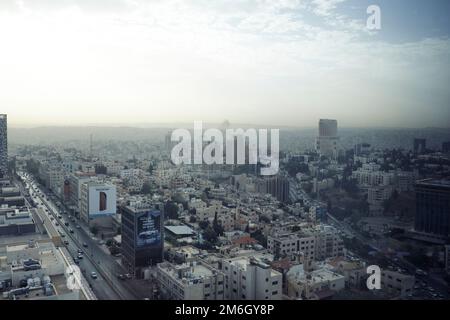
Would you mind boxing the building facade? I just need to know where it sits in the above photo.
[121,204,164,277]
[316,119,339,159]
[0,115,7,177]
[415,179,450,238]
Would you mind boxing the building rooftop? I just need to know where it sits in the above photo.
[416,178,450,189]
[165,225,195,236]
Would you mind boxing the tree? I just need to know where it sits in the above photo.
[203,226,218,243]
[199,220,209,230]
[251,230,267,247]
[109,244,120,255]
[164,201,179,220]
[141,182,152,195]
[212,212,224,236]
[90,225,99,236]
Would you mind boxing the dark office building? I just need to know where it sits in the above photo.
[413,138,426,155]
[121,203,164,277]
[442,141,450,153]
[256,175,290,203]
[415,179,450,238]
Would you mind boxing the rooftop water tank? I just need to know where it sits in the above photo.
[33,277,41,287]
[27,278,34,287]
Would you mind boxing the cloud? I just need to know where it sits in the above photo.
[310,0,347,17]
[0,0,448,127]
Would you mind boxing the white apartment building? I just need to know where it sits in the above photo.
[286,263,345,300]
[352,164,395,187]
[222,256,282,300]
[368,185,394,215]
[314,225,344,261]
[47,168,64,196]
[381,270,415,297]
[268,225,343,265]
[396,171,417,192]
[267,232,316,268]
[157,261,225,300]
[329,258,366,288]
[188,198,207,211]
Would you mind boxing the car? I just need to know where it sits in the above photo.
[74,258,79,265]
[77,254,83,259]
[91,272,98,279]
[124,274,132,279]
[76,225,81,229]
[77,249,83,254]
[64,240,69,245]
[69,228,74,234]
[83,243,88,248]
[55,222,59,226]
[117,274,126,280]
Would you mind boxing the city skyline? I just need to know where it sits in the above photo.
[1,0,449,128]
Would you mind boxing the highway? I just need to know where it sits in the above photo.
[16,172,125,300]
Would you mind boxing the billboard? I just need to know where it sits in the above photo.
[88,185,117,217]
[135,210,161,248]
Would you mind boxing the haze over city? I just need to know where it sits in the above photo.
[1,0,450,311]
[1,0,449,128]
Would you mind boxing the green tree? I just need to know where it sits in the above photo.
[141,182,152,194]
[203,226,218,243]
[90,225,99,236]
[164,201,179,220]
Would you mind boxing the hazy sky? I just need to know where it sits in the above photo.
[1,0,449,128]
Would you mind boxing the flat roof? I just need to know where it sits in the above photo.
[416,178,450,188]
[165,225,194,236]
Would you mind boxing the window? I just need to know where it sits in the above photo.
[99,192,107,211]
[272,281,278,285]
[272,291,278,295]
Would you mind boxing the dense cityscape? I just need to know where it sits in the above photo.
[0,2,449,316]
[0,114,449,301]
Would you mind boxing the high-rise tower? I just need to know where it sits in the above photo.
[315,119,339,159]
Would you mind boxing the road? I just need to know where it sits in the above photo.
[17,172,150,300]
[16,172,126,300]
[327,211,449,299]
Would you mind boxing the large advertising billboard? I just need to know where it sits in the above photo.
[135,210,161,248]
[88,185,117,217]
